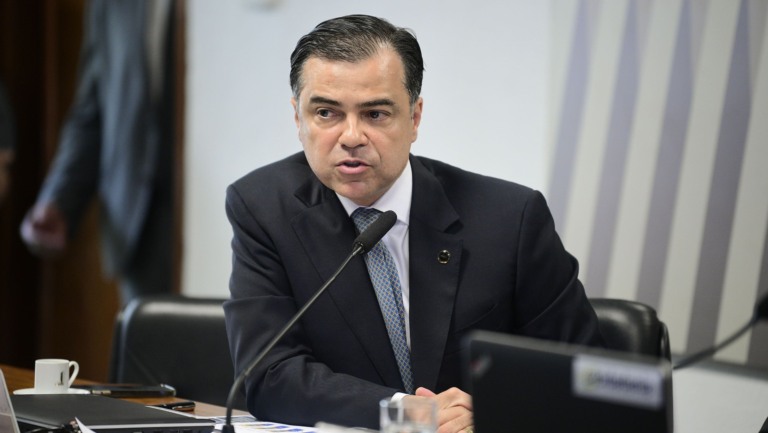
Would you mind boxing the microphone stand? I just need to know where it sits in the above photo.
[674,293,768,370]
[221,210,397,433]
[221,244,363,433]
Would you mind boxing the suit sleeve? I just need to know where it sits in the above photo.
[37,0,103,233]
[513,191,603,346]
[224,185,398,429]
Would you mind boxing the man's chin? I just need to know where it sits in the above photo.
[334,184,378,207]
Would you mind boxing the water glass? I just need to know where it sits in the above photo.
[379,398,437,433]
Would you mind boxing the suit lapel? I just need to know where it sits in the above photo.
[408,157,462,391]
[290,177,404,389]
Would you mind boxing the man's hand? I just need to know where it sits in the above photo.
[409,386,473,433]
[20,202,68,257]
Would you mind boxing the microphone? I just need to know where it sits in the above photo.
[353,210,396,254]
[673,292,768,370]
[221,210,398,433]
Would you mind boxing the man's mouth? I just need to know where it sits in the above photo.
[337,159,369,174]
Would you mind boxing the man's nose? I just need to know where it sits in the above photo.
[340,117,367,148]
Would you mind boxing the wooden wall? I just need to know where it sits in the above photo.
[0,0,185,382]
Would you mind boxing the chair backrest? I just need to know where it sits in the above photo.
[590,298,671,360]
[109,295,245,409]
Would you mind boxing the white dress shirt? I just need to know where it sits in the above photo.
[337,161,413,346]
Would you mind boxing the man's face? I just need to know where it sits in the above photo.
[292,48,422,206]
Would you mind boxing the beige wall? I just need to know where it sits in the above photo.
[182,2,552,300]
[183,0,768,369]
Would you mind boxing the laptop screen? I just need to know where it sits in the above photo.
[464,331,674,433]
[0,370,21,433]
[11,394,215,433]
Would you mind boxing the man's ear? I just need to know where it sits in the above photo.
[411,97,423,141]
[291,97,300,128]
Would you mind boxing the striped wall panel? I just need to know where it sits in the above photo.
[549,0,768,368]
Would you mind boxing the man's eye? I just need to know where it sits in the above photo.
[367,111,387,120]
[317,109,332,118]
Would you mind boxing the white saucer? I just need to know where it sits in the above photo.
[13,388,90,395]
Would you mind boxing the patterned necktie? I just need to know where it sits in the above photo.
[351,207,415,394]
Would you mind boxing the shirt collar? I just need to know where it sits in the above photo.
[337,160,412,226]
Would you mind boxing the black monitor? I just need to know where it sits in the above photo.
[464,331,674,433]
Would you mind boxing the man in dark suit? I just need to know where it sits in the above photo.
[19,0,175,304]
[224,15,602,432]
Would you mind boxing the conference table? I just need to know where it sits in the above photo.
[0,363,241,418]
[673,363,768,433]
[7,362,768,432]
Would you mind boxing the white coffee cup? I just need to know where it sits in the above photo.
[34,358,79,394]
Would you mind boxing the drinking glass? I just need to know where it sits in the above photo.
[379,398,437,433]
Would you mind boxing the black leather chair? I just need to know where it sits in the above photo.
[109,295,246,409]
[590,298,671,360]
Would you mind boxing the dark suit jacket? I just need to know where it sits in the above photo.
[37,0,173,276]
[224,152,602,429]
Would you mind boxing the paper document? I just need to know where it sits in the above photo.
[76,417,96,433]
[215,420,319,432]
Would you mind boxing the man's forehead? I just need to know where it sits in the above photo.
[301,50,404,81]
[303,50,402,74]
[299,53,408,106]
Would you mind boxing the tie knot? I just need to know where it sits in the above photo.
[351,207,383,233]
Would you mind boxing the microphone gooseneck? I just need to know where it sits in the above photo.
[221,210,397,433]
[673,292,768,370]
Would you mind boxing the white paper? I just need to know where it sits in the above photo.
[75,417,97,433]
[215,421,319,433]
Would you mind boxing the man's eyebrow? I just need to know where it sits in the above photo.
[308,96,341,106]
[307,96,396,109]
[359,98,395,109]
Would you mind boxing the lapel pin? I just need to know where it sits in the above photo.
[437,250,451,264]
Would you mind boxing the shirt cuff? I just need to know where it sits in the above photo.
[390,392,409,402]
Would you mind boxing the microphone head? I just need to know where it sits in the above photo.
[353,210,397,253]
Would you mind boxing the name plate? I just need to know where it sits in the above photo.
[573,355,665,409]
